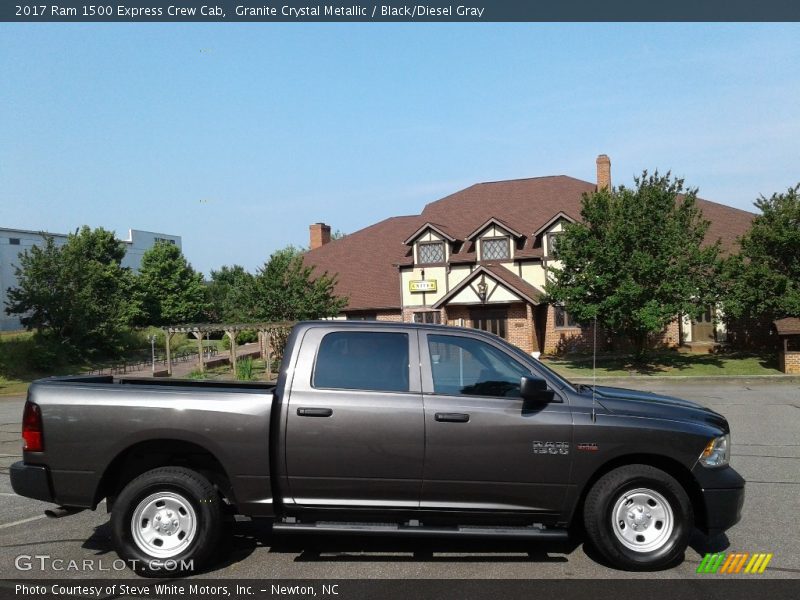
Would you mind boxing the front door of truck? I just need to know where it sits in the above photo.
[284,326,424,509]
[420,331,573,514]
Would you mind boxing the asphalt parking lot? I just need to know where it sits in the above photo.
[1,379,798,580]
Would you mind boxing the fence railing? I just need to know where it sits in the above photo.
[87,346,219,376]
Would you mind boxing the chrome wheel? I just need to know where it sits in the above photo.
[611,487,674,553]
[131,491,197,559]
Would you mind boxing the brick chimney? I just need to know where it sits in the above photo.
[309,222,331,250]
[596,154,611,191]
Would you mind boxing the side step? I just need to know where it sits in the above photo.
[272,520,569,540]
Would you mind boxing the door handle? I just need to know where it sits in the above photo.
[297,407,333,417]
[435,412,470,423]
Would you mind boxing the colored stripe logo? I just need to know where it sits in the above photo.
[697,552,773,574]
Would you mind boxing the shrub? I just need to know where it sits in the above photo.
[236,357,254,381]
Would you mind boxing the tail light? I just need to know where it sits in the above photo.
[22,401,43,452]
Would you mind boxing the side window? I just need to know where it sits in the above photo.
[427,334,531,398]
[313,331,410,392]
[547,232,560,256]
[554,306,579,328]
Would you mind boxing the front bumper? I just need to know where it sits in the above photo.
[10,461,54,503]
[692,464,745,536]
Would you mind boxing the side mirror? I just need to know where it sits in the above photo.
[520,376,556,403]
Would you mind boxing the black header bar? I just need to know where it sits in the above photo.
[3,1,800,22]
[2,579,800,600]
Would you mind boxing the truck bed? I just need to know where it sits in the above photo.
[21,374,276,515]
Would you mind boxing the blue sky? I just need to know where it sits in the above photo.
[1,23,798,275]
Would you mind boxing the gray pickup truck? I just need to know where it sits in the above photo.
[11,321,744,575]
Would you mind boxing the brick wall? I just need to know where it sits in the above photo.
[385,302,683,357]
[375,310,403,322]
[443,305,470,326]
[779,351,800,374]
[660,319,681,347]
[442,303,536,354]
[506,303,535,354]
[542,304,594,354]
[541,306,681,355]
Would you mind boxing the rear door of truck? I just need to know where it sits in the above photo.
[283,325,424,508]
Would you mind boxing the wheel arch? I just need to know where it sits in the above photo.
[94,439,235,511]
[569,453,705,531]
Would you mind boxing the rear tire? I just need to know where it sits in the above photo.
[583,464,693,571]
[111,467,222,577]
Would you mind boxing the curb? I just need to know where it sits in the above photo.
[568,374,800,384]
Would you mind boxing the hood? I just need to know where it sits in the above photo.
[590,385,729,432]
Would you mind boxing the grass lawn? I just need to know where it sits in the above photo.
[0,331,80,397]
[0,329,228,397]
[541,351,782,378]
[0,377,31,397]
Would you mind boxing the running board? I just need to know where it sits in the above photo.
[272,520,569,540]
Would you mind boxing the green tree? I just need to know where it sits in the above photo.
[721,184,800,322]
[545,172,721,357]
[5,227,134,355]
[250,246,347,322]
[135,242,209,325]
[207,264,256,322]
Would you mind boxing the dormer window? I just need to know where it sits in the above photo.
[466,217,521,262]
[481,237,510,261]
[547,232,561,257]
[418,241,445,264]
[532,212,576,256]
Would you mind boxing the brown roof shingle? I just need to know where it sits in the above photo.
[304,215,422,310]
[304,175,755,311]
[773,317,800,336]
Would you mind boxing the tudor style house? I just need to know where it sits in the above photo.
[304,155,754,355]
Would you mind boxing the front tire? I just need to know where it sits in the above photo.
[111,467,222,577]
[583,464,693,571]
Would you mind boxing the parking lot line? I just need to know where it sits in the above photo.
[0,514,46,530]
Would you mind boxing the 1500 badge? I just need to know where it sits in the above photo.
[532,441,569,455]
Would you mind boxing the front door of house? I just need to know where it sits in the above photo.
[692,306,715,342]
[470,307,508,339]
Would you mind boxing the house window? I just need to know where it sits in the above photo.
[481,237,510,261]
[554,306,578,328]
[418,241,445,264]
[547,233,561,257]
[9,238,21,245]
[413,311,441,324]
[347,312,377,321]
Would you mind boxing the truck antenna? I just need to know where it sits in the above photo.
[592,314,597,423]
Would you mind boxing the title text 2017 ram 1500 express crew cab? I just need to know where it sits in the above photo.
[11,322,744,575]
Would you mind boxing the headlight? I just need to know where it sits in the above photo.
[699,434,730,468]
